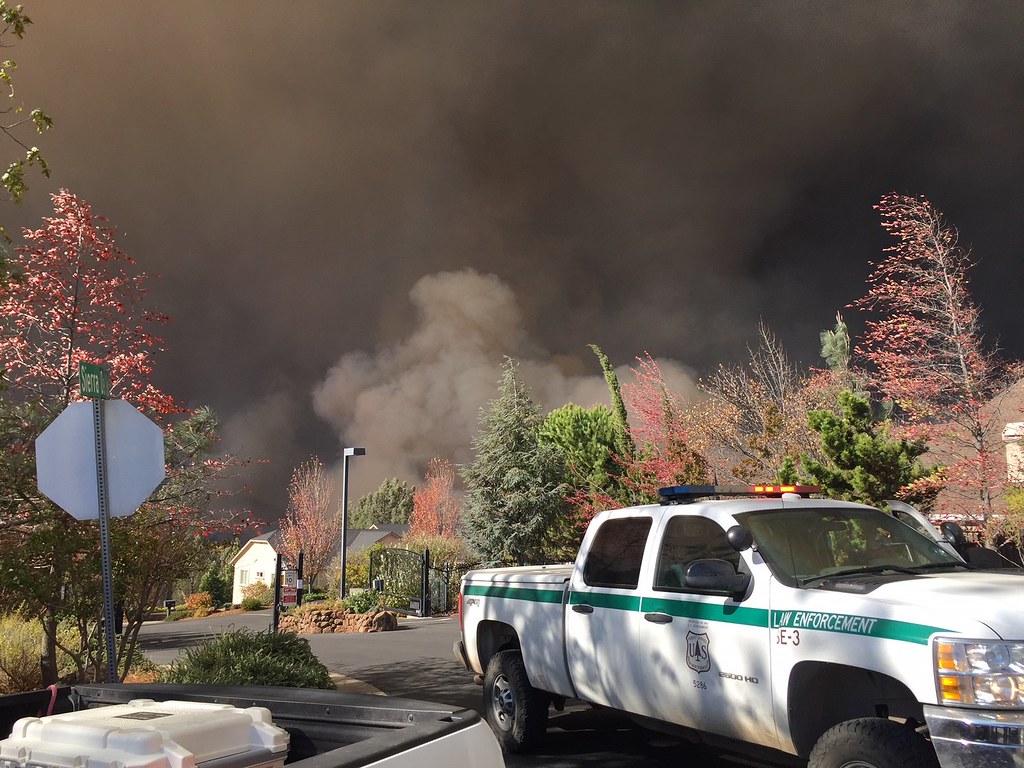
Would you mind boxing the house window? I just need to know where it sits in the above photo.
[256,571,264,579]
[239,569,249,586]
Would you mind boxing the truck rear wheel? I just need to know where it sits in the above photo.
[808,718,938,768]
[483,649,548,752]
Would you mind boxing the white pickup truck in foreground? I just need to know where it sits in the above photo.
[454,484,1024,768]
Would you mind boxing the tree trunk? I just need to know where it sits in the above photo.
[39,607,58,686]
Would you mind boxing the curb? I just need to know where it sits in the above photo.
[330,672,385,696]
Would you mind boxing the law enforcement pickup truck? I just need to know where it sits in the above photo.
[453,484,1024,768]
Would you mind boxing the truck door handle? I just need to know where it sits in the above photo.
[644,612,673,624]
[571,604,594,614]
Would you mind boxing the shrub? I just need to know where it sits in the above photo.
[241,580,273,606]
[185,593,213,611]
[184,592,213,618]
[159,629,334,689]
[164,608,193,621]
[240,596,264,611]
[344,590,381,614]
[0,614,77,694]
[284,599,344,619]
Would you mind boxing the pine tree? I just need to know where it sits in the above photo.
[798,391,939,508]
[461,358,568,565]
[350,477,415,528]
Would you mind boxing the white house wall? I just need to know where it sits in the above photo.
[231,542,279,605]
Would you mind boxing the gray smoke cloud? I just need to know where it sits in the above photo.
[311,269,698,497]
[7,2,1022,518]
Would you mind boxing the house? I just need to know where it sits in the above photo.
[229,525,411,604]
[927,376,1024,523]
[346,524,409,552]
[229,530,282,605]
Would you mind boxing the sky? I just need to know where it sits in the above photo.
[6,2,1024,521]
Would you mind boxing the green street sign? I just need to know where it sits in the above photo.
[79,362,110,399]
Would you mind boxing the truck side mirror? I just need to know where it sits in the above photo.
[940,521,966,548]
[727,525,753,551]
[685,558,751,598]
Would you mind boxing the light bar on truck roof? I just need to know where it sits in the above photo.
[658,484,821,504]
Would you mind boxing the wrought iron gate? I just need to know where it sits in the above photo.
[368,547,429,616]
[368,548,481,617]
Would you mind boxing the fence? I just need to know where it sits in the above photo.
[368,548,480,617]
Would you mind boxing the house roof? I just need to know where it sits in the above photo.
[229,529,282,566]
[229,525,410,566]
[250,530,283,548]
[367,524,410,536]
[346,527,405,550]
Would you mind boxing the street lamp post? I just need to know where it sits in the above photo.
[339,446,366,601]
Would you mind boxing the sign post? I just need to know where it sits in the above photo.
[35,363,165,683]
[91,381,118,684]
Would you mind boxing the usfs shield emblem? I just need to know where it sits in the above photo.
[686,631,711,673]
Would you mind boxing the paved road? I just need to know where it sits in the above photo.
[137,612,780,768]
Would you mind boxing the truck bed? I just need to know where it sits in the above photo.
[0,684,500,768]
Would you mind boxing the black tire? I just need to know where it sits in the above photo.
[482,649,549,752]
[808,718,938,768]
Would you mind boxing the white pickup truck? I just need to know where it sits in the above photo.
[454,484,1024,768]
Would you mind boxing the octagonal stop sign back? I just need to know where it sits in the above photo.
[36,400,166,520]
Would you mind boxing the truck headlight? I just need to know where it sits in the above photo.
[935,638,1024,707]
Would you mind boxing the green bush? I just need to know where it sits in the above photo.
[164,608,193,621]
[159,629,334,689]
[343,590,381,614]
[240,596,264,611]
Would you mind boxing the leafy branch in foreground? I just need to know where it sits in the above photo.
[0,2,52,212]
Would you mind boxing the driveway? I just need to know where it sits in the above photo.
[138,611,479,709]
[136,611,780,768]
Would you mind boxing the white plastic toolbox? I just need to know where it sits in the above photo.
[0,698,289,768]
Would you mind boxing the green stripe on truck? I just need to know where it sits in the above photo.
[464,584,565,603]
[467,585,946,644]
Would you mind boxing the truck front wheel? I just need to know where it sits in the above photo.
[483,649,549,752]
[809,718,938,768]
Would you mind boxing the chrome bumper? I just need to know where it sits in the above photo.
[925,705,1024,768]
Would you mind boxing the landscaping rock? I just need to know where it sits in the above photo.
[278,607,398,634]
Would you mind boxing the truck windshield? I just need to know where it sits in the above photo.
[738,507,965,587]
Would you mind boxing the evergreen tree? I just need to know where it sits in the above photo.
[539,403,618,559]
[797,391,938,508]
[350,477,415,528]
[199,563,231,607]
[820,312,851,375]
[539,403,618,495]
[589,344,635,461]
[461,358,568,565]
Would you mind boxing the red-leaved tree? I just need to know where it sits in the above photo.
[569,354,710,524]
[621,353,709,493]
[0,190,248,685]
[0,189,176,413]
[278,456,341,587]
[852,193,1015,524]
[410,458,461,538]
